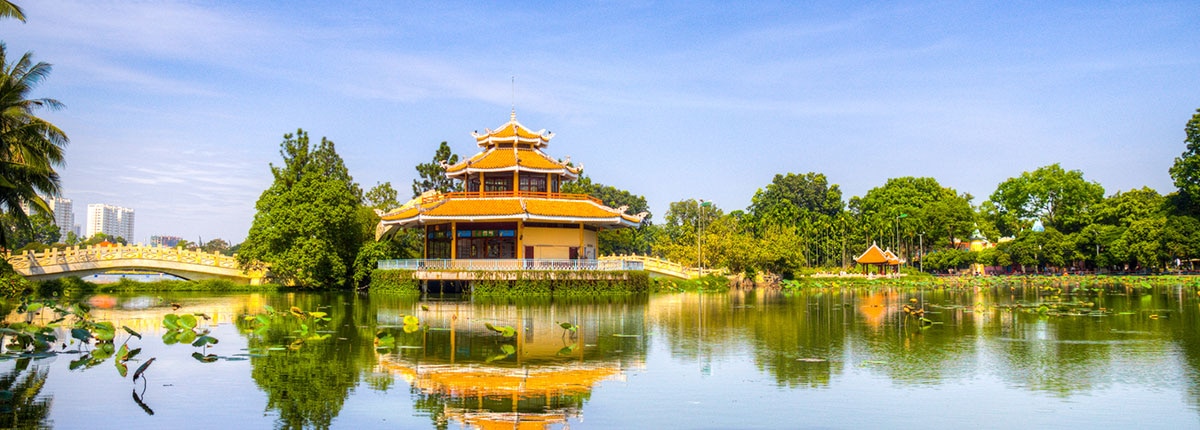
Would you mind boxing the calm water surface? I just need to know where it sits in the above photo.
[3,285,1200,429]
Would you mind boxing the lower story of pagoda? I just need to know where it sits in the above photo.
[423,221,599,261]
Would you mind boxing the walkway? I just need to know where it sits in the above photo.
[375,256,714,280]
[6,244,266,284]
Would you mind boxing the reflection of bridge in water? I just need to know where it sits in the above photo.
[6,244,266,284]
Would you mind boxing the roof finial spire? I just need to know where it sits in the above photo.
[510,76,516,120]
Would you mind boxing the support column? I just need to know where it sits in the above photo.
[513,170,520,195]
[451,222,458,260]
[423,225,429,259]
[516,220,524,260]
[578,222,584,252]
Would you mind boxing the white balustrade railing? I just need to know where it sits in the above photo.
[377,258,644,272]
[6,243,241,270]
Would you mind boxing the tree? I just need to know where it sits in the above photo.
[2,211,57,250]
[1169,108,1200,203]
[850,177,973,254]
[364,181,400,210]
[562,175,652,255]
[239,129,366,288]
[987,164,1104,235]
[411,141,460,198]
[0,43,69,249]
[1088,187,1164,227]
[749,172,843,219]
[201,238,231,254]
[0,1,24,22]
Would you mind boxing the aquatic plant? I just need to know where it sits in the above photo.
[484,322,516,338]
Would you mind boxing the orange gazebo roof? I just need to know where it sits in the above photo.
[854,243,888,265]
[882,250,901,266]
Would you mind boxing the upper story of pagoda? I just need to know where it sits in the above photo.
[441,112,582,192]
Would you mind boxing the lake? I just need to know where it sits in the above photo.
[2,283,1199,429]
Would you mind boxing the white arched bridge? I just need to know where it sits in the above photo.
[6,244,265,284]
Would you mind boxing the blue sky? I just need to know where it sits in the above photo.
[3,1,1198,244]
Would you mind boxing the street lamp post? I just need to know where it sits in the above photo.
[917,232,925,273]
[696,199,710,273]
[894,213,908,264]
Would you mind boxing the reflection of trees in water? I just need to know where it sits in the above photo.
[982,288,1181,397]
[243,293,390,430]
[1175,290,1200,411]
[847,288,977,385]
[0,358,51,429]
[650,286,1200,395]
[747,289,848,388]
[649,289,850,388]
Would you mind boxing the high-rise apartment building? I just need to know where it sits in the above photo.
[86,204,135,241]
[18,196,75,239]
[150,235,182,247]
[47,197,74,238]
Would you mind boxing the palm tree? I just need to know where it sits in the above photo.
[0,42,68,248]
[0,1,24,22]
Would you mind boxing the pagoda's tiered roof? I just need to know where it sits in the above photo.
[376,192,644,238]
[471,111,553,148]
[443,147,580,179]
[442,112,581,179]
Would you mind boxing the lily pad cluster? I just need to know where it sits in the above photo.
[242,305,332,351]
[162,313,219,362]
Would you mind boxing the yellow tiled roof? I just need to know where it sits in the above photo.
[472,113,553,147]
[378,194,642,226]
[444,148,570,173]
[524,199,620,218]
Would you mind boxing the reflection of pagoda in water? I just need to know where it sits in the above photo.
[376,301,645,429]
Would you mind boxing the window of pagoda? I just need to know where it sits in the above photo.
[454,222,517,259]
[483,174,513,192]
[518,172,548,193]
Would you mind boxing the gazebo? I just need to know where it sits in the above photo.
[854,243,901,275]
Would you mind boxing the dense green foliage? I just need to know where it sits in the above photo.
[239,130,366,288]
[463,270,650,296]
[987,163,1104,235]
[366,269,420,293]
[562,175,654,255]
[4,211,57,251]
[1170,108,1200,205]
[638,108,1200,277]
[651,275,731,293]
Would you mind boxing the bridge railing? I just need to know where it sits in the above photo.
[378,258,644,272]
[6,243,242,271]
[598,254,725,279]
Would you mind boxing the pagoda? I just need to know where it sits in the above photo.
[376,112,644,261]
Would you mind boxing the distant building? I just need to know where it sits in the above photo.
[18,196,74,238]
[47,197,74,238]
[86,204,135,241]
[150,235,183,247]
